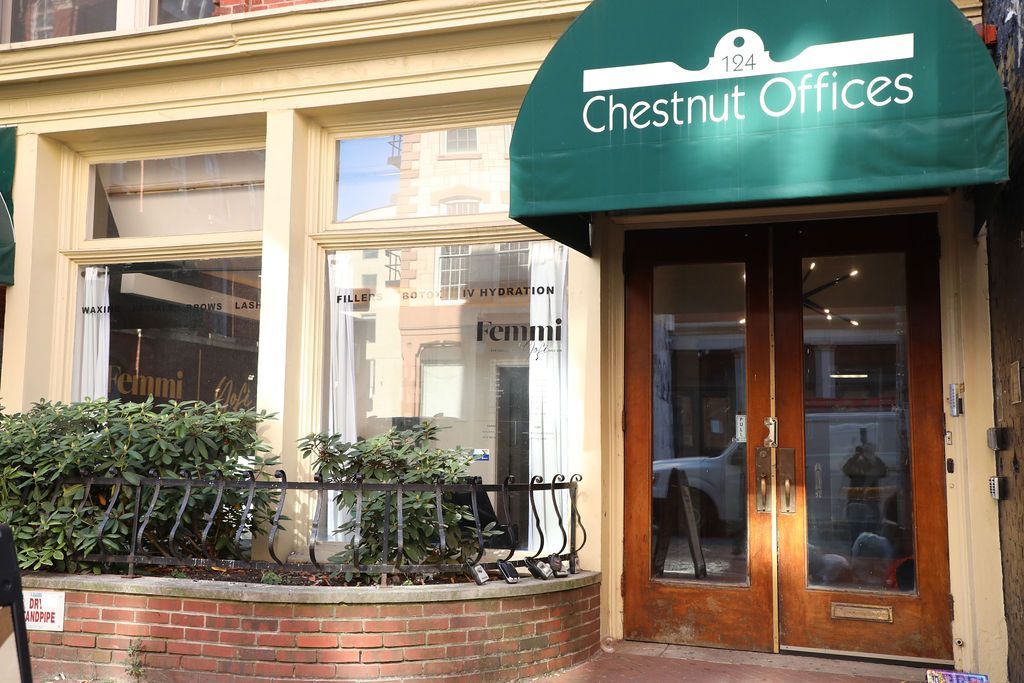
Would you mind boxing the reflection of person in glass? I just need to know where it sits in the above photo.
[842,443,887,545]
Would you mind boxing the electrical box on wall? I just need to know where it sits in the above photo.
[989,476,1008,501]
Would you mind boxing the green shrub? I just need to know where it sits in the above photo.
[299,422,491,574]
[0,399,279,572]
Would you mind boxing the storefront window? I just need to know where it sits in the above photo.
[72,257,261,407]
[324,240,568,549]
[11,0,116,42]
[89,150,266,239]
[334,125,510,223]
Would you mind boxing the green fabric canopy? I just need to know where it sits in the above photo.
[510,0,1008,254]
[0,127,14,286]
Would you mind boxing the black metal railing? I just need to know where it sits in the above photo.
[55,472,587,579]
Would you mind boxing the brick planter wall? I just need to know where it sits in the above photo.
[23,572,600,682]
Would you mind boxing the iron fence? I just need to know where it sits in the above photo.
[55,472,587,580]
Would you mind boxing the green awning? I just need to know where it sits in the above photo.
[510,0,1009,254]
[0,127,14,286]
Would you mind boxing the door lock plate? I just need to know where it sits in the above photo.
[755,447,772,513]
[764,417,778,448]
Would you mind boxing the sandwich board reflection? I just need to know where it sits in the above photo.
[0,525,32,682]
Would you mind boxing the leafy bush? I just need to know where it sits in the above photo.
[299,422,490,574]
[0,399,279,571]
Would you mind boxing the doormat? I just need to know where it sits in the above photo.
[926,671,989,683]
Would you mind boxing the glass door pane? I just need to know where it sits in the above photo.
[651,263,748,583]
[801,254,916,593]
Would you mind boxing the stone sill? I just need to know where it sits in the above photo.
[23,570,600,604]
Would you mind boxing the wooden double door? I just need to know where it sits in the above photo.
[623,216,952,660]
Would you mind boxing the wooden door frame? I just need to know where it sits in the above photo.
[773,215,953,660]
[622,226,774,652]
[622,215,952,660]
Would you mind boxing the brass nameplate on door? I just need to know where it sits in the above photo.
[830,603,893,623]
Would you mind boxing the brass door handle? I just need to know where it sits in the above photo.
[755,447,771,513]
[778,447,796,515]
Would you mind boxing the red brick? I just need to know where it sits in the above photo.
[80,620,117,634]
[64,591,89,605]
[463,598,504,613]
[253,603,294,618]
[425,602,466,615]
[216,660,257,676]
[219,630,257,646]
[239,618,279,631]
[322,620,364,633]
[183,628,219,642]
[335,605,379,619]
[150,625,185,640]
[201,643,237,658]
[402,645,445,661]
[295,633,338,648]
[138,639,167,653]
[466,626,505,643]
[405,616,450,631]
[293,663,337,677]
[450,615,487,629]
[293,604,334,618]
[256,633,296,647]
[60,619,84,633]
[148,597,183,611]
[484,639,521,655]
[181,656,218,672]
[66,605,101,619]
[362,619,407,633]
[536,619,564,635]
[86,593,116,606]
[503,623,537,639]
[204,615,240,629]
[252,662,296,678]
[167,641,203,656]
[359,648,404,663]
[216,601,253,616]
[382,632,425,647]
[170,612,205,627]
[426,629,467,645]
[338,633,382,648]
[181,599,219,614]
[136,610,170,624]
[114,623,151,637]
[276,649,318,663]
[95,635,133,650]
[144,653,182,669]
[232,647,277,662]
[378,662,427,677]
[101,608,136,622]
[279,619,320,633]
[29,632,62,644]
[112,594,149,608]
[378,604,423,618]
[61,633,96,648]
[318,649,360,663]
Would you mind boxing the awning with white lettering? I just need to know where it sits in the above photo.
[510,0,1008,254]
[0,127,14,286]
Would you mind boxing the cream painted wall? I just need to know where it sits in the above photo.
[0,0,1004,670]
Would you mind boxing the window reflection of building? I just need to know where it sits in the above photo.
[12,0,116,42]
[442,128,478,155]
[335,124,510,223]
[438,245,470,300]
[497,242,530,288]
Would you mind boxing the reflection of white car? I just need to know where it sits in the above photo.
[652,440,746,532]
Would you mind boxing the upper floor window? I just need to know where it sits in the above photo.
[334,124,510,224]
[89,149,265,239]
[442,128,477,155]
[3,0,214,44]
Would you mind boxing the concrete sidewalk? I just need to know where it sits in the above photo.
[538,641,935,682]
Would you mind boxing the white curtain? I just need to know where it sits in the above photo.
[76,266,110,400]
[325,253,358,540]
[527,242,569,555]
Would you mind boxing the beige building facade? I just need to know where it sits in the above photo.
[0,0,1011,679]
